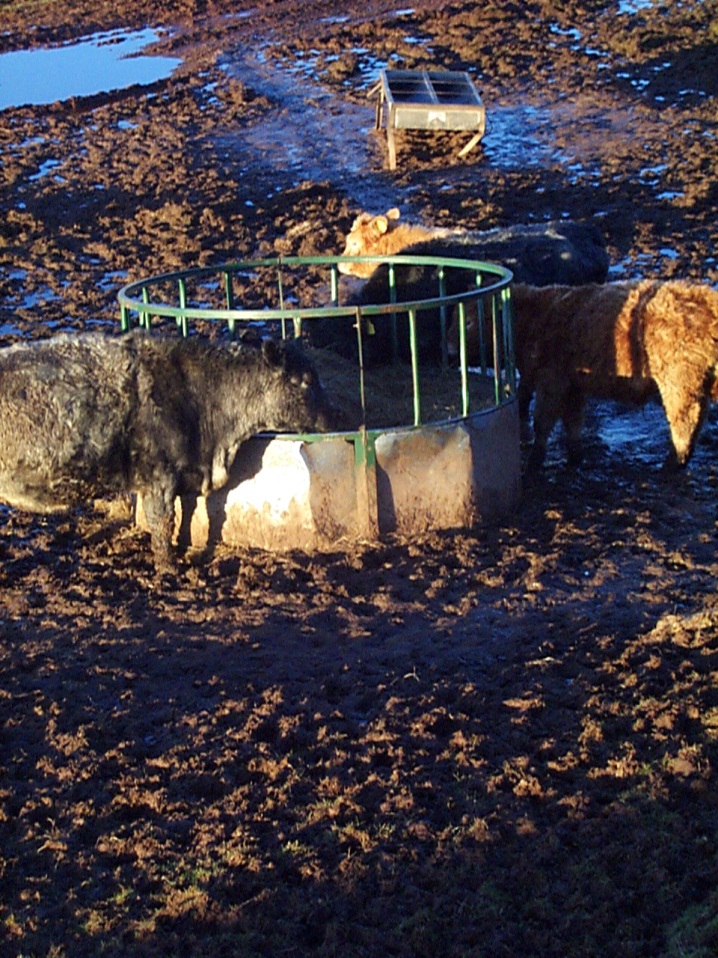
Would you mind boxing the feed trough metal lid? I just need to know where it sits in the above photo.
[380,68,483,109]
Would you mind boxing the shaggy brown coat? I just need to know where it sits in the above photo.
[513,280,718,469]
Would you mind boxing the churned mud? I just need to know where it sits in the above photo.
[1,1,718,956]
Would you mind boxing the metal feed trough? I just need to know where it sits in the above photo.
[118,253,520,552]
[371,69,486,170]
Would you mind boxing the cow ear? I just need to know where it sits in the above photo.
[387,207,401,221]
[374,216,389,236]
[261,338,282,368]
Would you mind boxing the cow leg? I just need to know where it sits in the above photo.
[527,382,561,470]
[563,389,587,467]
[141,482,178,573]
[517,376,534,440]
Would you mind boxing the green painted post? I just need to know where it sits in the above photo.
[178,277,189,338]
[354,427,379,539]
[355,307,368,425]
[388,263,398,363]
[409,307,421,426]
[141,286,150,331]
[502,285,516,394]
[458,301,469,417]
[276,263,287,339]
[438,266,448,369]
[224,270,236,338]
[491,294,501,406]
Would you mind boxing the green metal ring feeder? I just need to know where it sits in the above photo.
[118,253,521,552]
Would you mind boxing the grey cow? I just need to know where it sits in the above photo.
[0,330,335,570]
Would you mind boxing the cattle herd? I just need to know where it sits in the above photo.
[335,208,718,471]
[1,206,717,569]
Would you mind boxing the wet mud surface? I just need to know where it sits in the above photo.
[1,1,718,955]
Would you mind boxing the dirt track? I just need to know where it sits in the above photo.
[1,1,718,956]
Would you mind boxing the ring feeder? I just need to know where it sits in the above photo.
[117,254,521,553]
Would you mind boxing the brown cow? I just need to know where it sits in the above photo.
[512,280,718,470]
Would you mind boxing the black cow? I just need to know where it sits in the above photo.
[355,221,610,362]
[0,331,335,570]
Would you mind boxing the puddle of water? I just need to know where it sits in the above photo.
[19,287,62,309]
[617,0,655,11]
[0,28,181,111]
[29,159,63,182]
[549,23,582,42]
[0,322,24,337]
[639,163,669,180]
[97,270,130,292]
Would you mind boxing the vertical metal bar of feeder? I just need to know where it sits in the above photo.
[141,286,151,331]
[438,266,448,369]
[491,293,501,406]
[120,302,130,332]
[355,426,379,539]
[224,270,236,338]
[498,288,508,394]
[475,270,486,374]
[409,307,421,425]
[502,285,516,393]
[458,300,469,416]
[479,296,487,374]
[388,263,398,363]
[277,262,287,339]
[330,264,339,306]
[354,307,368,425]
[178,277,189,338]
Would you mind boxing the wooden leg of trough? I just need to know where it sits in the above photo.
[386,127,398,170]
[387,106,398,170]
[458,131,483,158]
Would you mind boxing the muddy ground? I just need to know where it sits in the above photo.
[1,1,718,956]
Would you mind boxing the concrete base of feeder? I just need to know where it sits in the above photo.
[135,399,521,553]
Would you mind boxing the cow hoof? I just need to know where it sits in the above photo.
[526,447,546,472]
[519,421,534,444]
[661,453,688,473]
[151,550,177,577]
